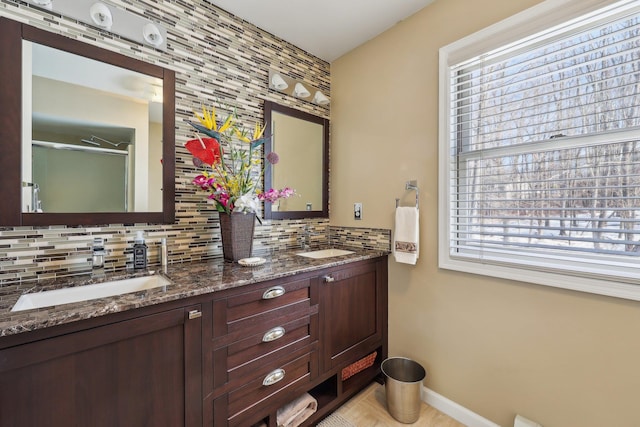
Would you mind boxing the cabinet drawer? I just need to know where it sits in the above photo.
[214,314,318,389]
[213,277,314,341]
[227,281,310,322]
[227,315,314,375]
[227,351,313,426]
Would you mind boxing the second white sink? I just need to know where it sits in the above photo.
[297,248,355,259]
[11,274,171,312]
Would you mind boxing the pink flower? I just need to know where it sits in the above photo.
[280,187,295,198]
[266,151,279,165]
[216,187,233,210]
[193,175,214,190]
[259,188,280,203]
[258,187,296,203]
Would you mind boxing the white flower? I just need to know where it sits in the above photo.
[233,194,260,213]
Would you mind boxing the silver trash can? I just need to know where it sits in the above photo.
[381,357,426,424]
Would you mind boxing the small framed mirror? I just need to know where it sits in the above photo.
[263,101,329,219]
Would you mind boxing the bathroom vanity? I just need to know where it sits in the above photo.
[0,250,388,427]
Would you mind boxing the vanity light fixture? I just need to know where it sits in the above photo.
[312,90,330,106]
[293,82,310,98]
[270,73,289,90]
[89,2,113,30]
[27,0,168,51]
[269,69,328,106]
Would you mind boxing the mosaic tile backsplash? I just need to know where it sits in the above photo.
[0,0,390,284]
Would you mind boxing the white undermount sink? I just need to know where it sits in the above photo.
[296,248,355,259]
[11,274,172,312]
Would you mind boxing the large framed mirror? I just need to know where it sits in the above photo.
[0,17,175,226]
[263,101,329,220]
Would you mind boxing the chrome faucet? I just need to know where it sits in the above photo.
[301,225,322,250]
[91,237,106,278]
[160,238,168,273]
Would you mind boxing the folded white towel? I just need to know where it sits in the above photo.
[277,392,318,427]
[394,206,419,265]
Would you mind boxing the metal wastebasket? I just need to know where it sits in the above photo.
[381,357,426,424]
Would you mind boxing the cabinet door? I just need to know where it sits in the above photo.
[320,259,386,370]
[0,305,202,427]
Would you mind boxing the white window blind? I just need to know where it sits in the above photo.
[440,0,640,296]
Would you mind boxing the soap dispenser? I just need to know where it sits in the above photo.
[133,231,148,270]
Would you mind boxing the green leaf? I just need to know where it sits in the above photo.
[250,135,271,150]
[187,120,223,140]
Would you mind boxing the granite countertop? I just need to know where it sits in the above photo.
[0,247,387,337]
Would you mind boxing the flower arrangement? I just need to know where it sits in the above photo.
[185,105,294,217]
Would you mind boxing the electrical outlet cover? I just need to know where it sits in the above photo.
[354,203,362,220]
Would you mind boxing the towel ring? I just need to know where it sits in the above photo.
[395,180,419,209]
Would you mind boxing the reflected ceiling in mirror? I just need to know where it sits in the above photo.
[264,101,329,220]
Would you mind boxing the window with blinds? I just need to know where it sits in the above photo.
[439,0,640,297]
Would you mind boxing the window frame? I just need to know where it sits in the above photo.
[438,0,640,301]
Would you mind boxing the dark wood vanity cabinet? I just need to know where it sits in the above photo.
[0,303,203,427]
[320,259,387,371]
[0,255,387,427]
[206,256,388,427]
[204,274,319,427]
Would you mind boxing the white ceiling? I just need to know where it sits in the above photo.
[208,0,436,62]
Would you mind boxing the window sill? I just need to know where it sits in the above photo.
[439,255,640,302]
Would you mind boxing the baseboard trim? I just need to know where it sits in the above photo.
[422,386,501,427]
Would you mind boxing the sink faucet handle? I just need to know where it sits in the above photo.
[91,237,106,277]
[93,237,105,250]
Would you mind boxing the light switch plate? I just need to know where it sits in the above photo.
[354,203,362,220]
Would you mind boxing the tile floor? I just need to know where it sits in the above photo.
[333,383,466,427]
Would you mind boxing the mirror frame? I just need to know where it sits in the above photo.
[263,101,329,220]
[0,17,175,226]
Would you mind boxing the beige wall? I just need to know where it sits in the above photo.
[331,0,640,426]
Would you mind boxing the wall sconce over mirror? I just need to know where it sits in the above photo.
[31,0,52,10]
[312,91,330,106]
[28,0,167,51]
[268,69,330,106]
[270,73,288,91]
[89,2,113,30]
[142,23,164,47]
[293,82,310,99]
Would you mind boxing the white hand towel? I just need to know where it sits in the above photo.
[276,392,318,427]
[394,206,419,265]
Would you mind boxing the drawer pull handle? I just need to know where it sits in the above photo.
[188,310,202,319]
[262,286,285,300]
[262,326,286,343]
[323,275,335,283]
[262,368,285,386]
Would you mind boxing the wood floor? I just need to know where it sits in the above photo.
[333,383,466,427]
